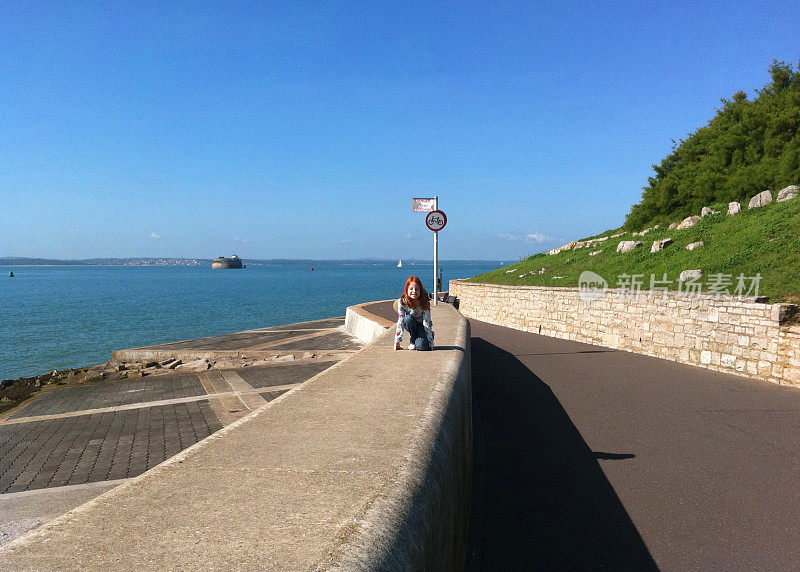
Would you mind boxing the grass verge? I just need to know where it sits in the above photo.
[469,197,800,303]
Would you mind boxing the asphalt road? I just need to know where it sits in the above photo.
[466,318,800,570]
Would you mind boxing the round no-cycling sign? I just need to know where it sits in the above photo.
[425,210,447,231]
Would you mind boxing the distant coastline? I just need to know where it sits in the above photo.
[1,257,506,267]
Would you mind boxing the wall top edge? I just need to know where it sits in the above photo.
[449,279,784,307]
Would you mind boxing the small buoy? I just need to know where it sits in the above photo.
[8,270,13,277]
[310,267,314,271]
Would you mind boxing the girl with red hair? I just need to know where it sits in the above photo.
[394,276,435,351]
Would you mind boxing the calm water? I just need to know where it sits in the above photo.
[0,262,500,380]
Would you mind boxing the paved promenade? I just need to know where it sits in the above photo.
[466,318,800,570]
[0,317,360,546]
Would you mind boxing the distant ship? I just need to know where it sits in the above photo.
[212,255,244,269]
[397,260,403,268]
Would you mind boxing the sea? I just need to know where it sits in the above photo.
[0,261,502,381]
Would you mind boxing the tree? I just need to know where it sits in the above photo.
[625,59,800,230]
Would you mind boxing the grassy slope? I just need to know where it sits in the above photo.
[469,197,800,302]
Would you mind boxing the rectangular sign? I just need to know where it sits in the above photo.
[412,197,436,212]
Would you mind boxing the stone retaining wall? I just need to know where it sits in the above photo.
[450,280,800,387]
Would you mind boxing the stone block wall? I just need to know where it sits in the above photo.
[450,280,800,387]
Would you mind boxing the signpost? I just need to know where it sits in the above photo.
[425,210,447,231]
[412,197,445,306]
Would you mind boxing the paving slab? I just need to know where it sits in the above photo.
[113,317,351,362]
[10,374,205,419]
[0,480,128,546]
[237,360,338,389]
[265,331,361,351]
[0,402,222,494]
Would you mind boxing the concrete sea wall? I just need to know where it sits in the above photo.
[450,280,800,387]
[0,304,472,570]
[344,301,395,344]
[337,304,472,570]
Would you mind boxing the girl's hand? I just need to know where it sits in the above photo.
[395,342,402,350]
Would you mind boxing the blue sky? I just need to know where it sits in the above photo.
[2,1,798,261]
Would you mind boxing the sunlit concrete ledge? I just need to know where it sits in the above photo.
[0,303,472,570]
[344,300,395,344]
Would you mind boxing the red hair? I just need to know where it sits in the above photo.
[400,276,430,310]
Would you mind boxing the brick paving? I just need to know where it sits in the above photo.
[0,402,222,494]
[270,332,361,351]
[148,332,291,351]
[10,374,205,419]
[237,361,338,389]
[137,317,346,352]
[0,317,356,500]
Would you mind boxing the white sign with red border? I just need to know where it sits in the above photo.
[425,210,447,231]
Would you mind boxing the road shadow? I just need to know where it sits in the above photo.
[513,349,615,357]
[466,337,656,570]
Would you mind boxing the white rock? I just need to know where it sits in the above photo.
[668,222,678,230]
[679,269,703,282]
[650,238,673,252]
[686,241,704,251]
[676,215,701,229]
[776,185,798,202]
[274,354,295,362]
[616,241,644,253]
[748,190,773,208]
[701,206,720,216]
[548,241,578,255]
[589,250,602,256]
[176,359,210,372]
[727,201,741,215]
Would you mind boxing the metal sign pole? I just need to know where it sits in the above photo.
[433,196,438,306]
